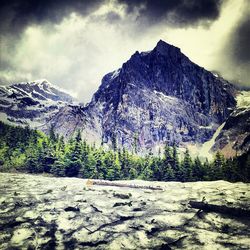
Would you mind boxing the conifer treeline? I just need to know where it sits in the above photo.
[0,122,249,182]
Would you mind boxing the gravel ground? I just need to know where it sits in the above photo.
[0,173,249,249]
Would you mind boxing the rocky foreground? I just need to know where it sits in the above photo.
[0,173,249,250]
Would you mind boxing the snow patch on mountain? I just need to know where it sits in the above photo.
[196,122,226,160]
[236,91,250,116]
[111,69,121,80]
[236,91,250,108]
[0,80,75,128]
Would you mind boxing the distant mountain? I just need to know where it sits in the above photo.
[0,40,249,158]
[0,79,75,128]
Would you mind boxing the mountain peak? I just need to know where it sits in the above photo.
[154,39,180,55]
[12,79,51,89]
[30,79,52,88]
[156,39,170,46]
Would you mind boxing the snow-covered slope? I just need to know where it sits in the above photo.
[0,79,75,128]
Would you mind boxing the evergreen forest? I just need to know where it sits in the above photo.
[0,122,249,182]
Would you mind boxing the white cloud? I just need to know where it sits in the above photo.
[0,0,248,103]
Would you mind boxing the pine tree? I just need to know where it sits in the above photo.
[57,136,65,154]
[182,149,193,181]
[212,151,225,180]
[162,143,174,180]
[26,143,41,173]
[105,151,116,180]
[51,157,65,176]
[40,139,56,173]
[163,143,172,163]
[129,167,138,180]
[64,130,83,177]
[172,143,179,171]
[151,156,162,181]
[113,152,122,179]
[163,163,175,181]
[111,133,117,152]
[142,164,153,180]
[193,157,204,181]
[119,147,130,179]
[132,133,139,154]
[49,126,57,144]
[75,129,82,143]
[91,149,106,179]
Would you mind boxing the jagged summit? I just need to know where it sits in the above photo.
[128,40,181,61]
[13,79,50,87]
[95,39,236,123]
[30,79,52,88]
[131,40,180,58]
[12,79,55,95]
[125,40,182,65]
[30,79,50,84]
[153,39,181,55]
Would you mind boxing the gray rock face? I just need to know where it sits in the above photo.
[212,107,250,157]
[94,41,236,121]
[0,173,249,249]
[0,79,75,128]
[211,91,250,157]
[78,40,236,152]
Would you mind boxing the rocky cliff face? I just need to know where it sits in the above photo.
[212,91,250,157]
[0,79,75,128]
[79,40,236,152]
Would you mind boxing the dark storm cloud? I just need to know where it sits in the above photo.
[0,0,225,36]
[117,0,224,26]
[232,15,250,63]
[0,0,104,35]
[1,0,250,93]
[218,1,250,88]
[104,11,122,23]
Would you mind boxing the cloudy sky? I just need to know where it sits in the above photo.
[0,0,249,102]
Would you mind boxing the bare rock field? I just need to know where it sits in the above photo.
[0,173,249,249]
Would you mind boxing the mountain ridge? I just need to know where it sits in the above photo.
[0,79,75,128]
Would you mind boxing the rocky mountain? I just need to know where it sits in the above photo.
[79,40,237,153]
[0,79,75,128]
[212,91,250,157]
[0,40,249,157]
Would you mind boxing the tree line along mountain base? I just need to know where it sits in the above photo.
[0,121,249,182]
